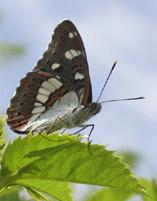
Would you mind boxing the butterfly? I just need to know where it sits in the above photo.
[7,20,102,135]
[7,20,144,135]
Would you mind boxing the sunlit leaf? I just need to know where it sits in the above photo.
[0,186,21,201]
[0,117,6,162]
[86,188,132,201]
[141,178,157,201]
[0,133,146,201]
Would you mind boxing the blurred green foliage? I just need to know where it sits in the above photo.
[0,42,26,62]
[0,9,26,63]
[119,150,140,169]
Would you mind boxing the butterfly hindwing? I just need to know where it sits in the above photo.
[7,20,92,133]
[7,71,66,133]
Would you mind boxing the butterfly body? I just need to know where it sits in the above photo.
[14,96,101,133]
[7,20,101,134]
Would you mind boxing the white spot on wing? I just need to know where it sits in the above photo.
[38,87,51,96]
[32,106,45,114]
[51,63,60,70]
[34,102,42,107]
[29,113,41,122]
[74,72,84,80]
[48,78,62,89]
[74,31,77,36]
[65,49,81,60]
[65,50,73,60]
[56,75,60,79]
[68,32,75,38]
[77,50,81,55]
[70,49,78,57]
[42,81,56,92]
[36,94,49,103]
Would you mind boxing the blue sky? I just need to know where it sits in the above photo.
[0,0,157,198]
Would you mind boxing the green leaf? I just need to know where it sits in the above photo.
[0,116,6,147]
[141,178,157,201]
[1,134,78,201]
[0,186,19,197]
[0,186,21,201]
[26,187,49,201]
[0,192,20,201]
[16,179,71,201]
[1,133,145,198]
[1,133,81,175]
[24,137,144,193]
[86,188,132,201]
[0,116,6,162]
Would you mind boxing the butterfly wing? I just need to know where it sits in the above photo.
[7,20,92,133]
[35,20,92,104]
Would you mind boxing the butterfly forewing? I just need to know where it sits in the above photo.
[7,20,92,133]
[34,20,92,104]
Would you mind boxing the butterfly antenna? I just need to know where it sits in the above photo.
[97,61,117,103]
[101,96,145,104]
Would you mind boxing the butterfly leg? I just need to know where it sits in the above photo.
[73,124,95,141]
[46,116,67,134]
[57,117,70,134]
[61,128,67,134]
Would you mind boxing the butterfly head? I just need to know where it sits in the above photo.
[87,102,102,116]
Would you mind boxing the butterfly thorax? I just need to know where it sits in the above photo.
[59,102,102,129]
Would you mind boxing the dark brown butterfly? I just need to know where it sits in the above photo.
[7,20,144,135]
[7,20,101,134]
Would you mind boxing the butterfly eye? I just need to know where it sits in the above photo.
[90,103,101,115]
